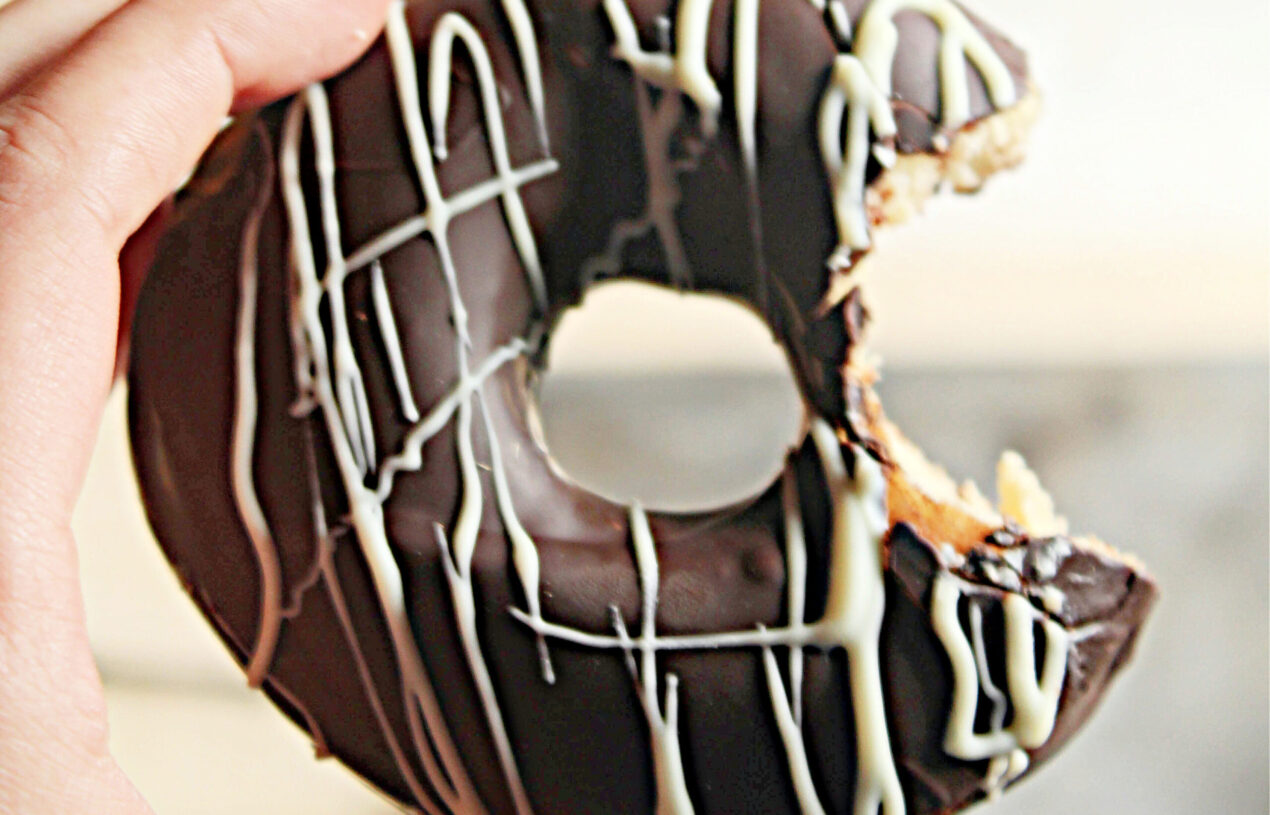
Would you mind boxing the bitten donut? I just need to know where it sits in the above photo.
[127,0,1156,813]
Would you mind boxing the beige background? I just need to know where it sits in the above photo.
[55,0,1270,811]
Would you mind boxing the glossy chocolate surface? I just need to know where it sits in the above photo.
[127,1,1153,812]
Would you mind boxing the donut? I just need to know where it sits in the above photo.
[126,0,1157,813]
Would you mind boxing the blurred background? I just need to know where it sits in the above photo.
[71,0,1266,811]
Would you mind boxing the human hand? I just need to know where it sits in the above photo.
[0,0,389,810]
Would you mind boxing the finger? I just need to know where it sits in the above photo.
[115,197,173,380]
[0,7,386,807]
[0,0,130,97]
[1,0,389,249]
[0,0,390,520]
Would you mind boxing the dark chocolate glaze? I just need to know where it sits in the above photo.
[127,1,1154,813]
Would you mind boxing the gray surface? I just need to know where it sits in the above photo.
[539,362,1269,814]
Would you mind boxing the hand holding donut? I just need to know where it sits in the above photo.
[126,1,1155,814]
[0,1,390,810]
[0,0,1157,812]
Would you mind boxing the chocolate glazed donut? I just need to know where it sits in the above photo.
[127,0,1156,813]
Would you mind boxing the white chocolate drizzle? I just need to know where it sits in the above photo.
[597,0,1020,285]
[235,0,562,810]
[818,55,897,264]
[302,430,453,815]
[801,0,851,42]
[280,91,488,815]
[815,0,1019,265]
[495,0,550,149]
[580,75,696,287]
[620,504,697,815]
[983,749,1028,801]
[732,0,772,307]
[476,391,556,683]
[602,0,723,135]
[853,0,1017,131]
[308,84,378,475]
[428,12,549,313]
[222,1,1050,813]
[382,3,551,811]
[588,0,770,293]
[342,159,558,278]
[598,0,1020,271]
[780,467,807,726]
[369,260,421,423]
[761,637,828,815]
[805,420,906,815]
[827,0,853,45]
[516,420,905,814]
[373,337,528,502]
[232,124,285,688]
[929,570,1072,798]
[732,0,761,182]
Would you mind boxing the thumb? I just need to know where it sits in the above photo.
[0,1,388,810]
[0,0,391,525]
[1,0,392,251]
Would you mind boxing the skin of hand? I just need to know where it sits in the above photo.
[0,0,390,811]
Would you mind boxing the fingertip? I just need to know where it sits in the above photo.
[0,0,397,246]
[224,0,393,111]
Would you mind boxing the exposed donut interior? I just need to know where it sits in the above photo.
[826,87,1144,567]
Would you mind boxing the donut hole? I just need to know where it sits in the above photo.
[535,281,806,513]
